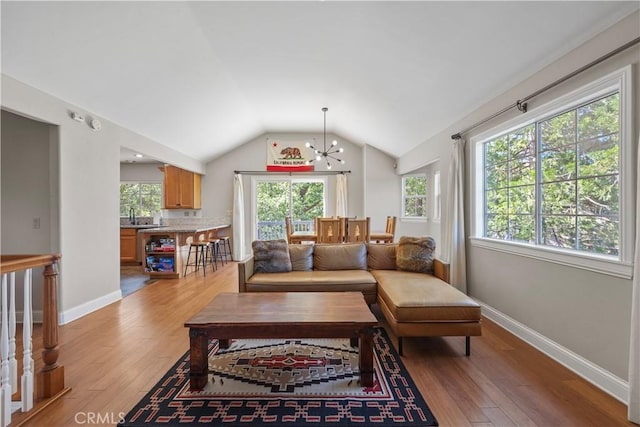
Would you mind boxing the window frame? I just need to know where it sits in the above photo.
[119,181,163,217]
[401,173,428,221]
[470,65,633,279]
[250,175,328,241]
[433,170,441,223]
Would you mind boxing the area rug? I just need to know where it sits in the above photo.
[119,328,438,426]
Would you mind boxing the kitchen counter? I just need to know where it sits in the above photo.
[140,224,229,233]
[120,224,162,229]
[138,224,231,278]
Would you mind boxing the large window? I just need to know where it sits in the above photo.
[472,66,632,277]
[120,183,162,216]
[253,177,326,240]
[402,174,428,219]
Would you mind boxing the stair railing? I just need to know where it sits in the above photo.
[0,254,67,427]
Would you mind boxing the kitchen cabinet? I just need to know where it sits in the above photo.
[120,228,138,263]
[163,165,201,209]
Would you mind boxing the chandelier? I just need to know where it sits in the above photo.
[305,107,344,170]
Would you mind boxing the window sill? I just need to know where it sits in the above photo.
[400,217,428,223]
[469,237,632,279]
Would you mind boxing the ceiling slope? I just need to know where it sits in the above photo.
[2,1,638,161]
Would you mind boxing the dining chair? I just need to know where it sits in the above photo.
[286,216,317,244]
[370,216,397,243]
[345,217,370,243]
[316,217,343,243]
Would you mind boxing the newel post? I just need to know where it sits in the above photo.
[37,260,64,399]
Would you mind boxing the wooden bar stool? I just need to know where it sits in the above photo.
[206,231,223,271]
[183,235,210,276]
[220,236,232,263]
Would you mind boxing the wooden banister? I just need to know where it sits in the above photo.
[0,254,68,426]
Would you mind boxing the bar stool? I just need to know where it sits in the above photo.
[206,231,223,271]
[219,236,232,263]
[183,235,210,276]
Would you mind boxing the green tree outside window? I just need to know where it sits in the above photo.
[120,183,162,217]
[403,175,427,218]
[482,92,620,256]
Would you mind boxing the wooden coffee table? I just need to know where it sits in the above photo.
[184,292,378,390]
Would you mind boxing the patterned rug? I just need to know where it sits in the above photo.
[119,328,438,426]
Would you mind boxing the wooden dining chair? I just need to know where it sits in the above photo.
[286,216,317,244]
[345,217,370,243]
[370,216,397,243]
[316,217,343,243]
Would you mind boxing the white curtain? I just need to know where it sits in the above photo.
[628,133,640,423]
[336,173,348,217]
[232,173,246,261]
[441,138,467,293]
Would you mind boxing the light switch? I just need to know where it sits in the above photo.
[33,218,40,229]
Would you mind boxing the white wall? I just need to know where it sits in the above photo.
[1,75,203,323]
[363,144,400,235]
[397,11,639,393]
[201,132,367,257]
[1,110,57,313]
[119,162,164,182]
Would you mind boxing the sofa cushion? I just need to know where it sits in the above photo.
[247,270,376,285]
[245,270,377,305]
[367,243,397,270]
[373,270,481,322]
[289,244,314,271]
[252,239,292,273]
[314,243,367,270]
[396,236,435,274]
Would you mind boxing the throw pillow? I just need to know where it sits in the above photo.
[314,243,367,270]
[252,240,292,273]
[289,244,314,271]
[366,243,397,270]
[396,236,435,274]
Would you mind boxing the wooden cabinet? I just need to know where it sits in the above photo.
[163,165,201,209]
[120,228,138,263]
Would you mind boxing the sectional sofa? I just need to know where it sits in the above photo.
[238,240,481,356]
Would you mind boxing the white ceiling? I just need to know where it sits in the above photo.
[2,2,638,163]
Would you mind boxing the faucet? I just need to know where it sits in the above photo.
[129,207,136,225]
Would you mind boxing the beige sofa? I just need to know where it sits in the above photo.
[238,242,481,356]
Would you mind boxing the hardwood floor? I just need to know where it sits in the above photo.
[17,261,631,426]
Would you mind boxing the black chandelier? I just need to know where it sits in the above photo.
[305,107,344,170]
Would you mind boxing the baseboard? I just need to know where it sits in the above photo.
[59,290,122,325]
[15,310,43,323]
[476,300,629,404]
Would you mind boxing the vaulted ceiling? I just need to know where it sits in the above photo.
[2,1,638,162]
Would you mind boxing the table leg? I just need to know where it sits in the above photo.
[350,337,358,347]
[189,328,208,390]
[359,329,374,387]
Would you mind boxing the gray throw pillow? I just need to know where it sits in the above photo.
[396,236,435,274]
[252,240,292,273]
[289,244,314,271]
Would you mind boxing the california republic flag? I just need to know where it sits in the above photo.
[266,139,314,172]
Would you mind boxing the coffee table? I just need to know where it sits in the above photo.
[184,292,378,390]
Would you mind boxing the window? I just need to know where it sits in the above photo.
[402,174,427,219]
[472,66,632,278]
[120,183,162,216]
[433,170,441,222]
[253,177,326,240]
